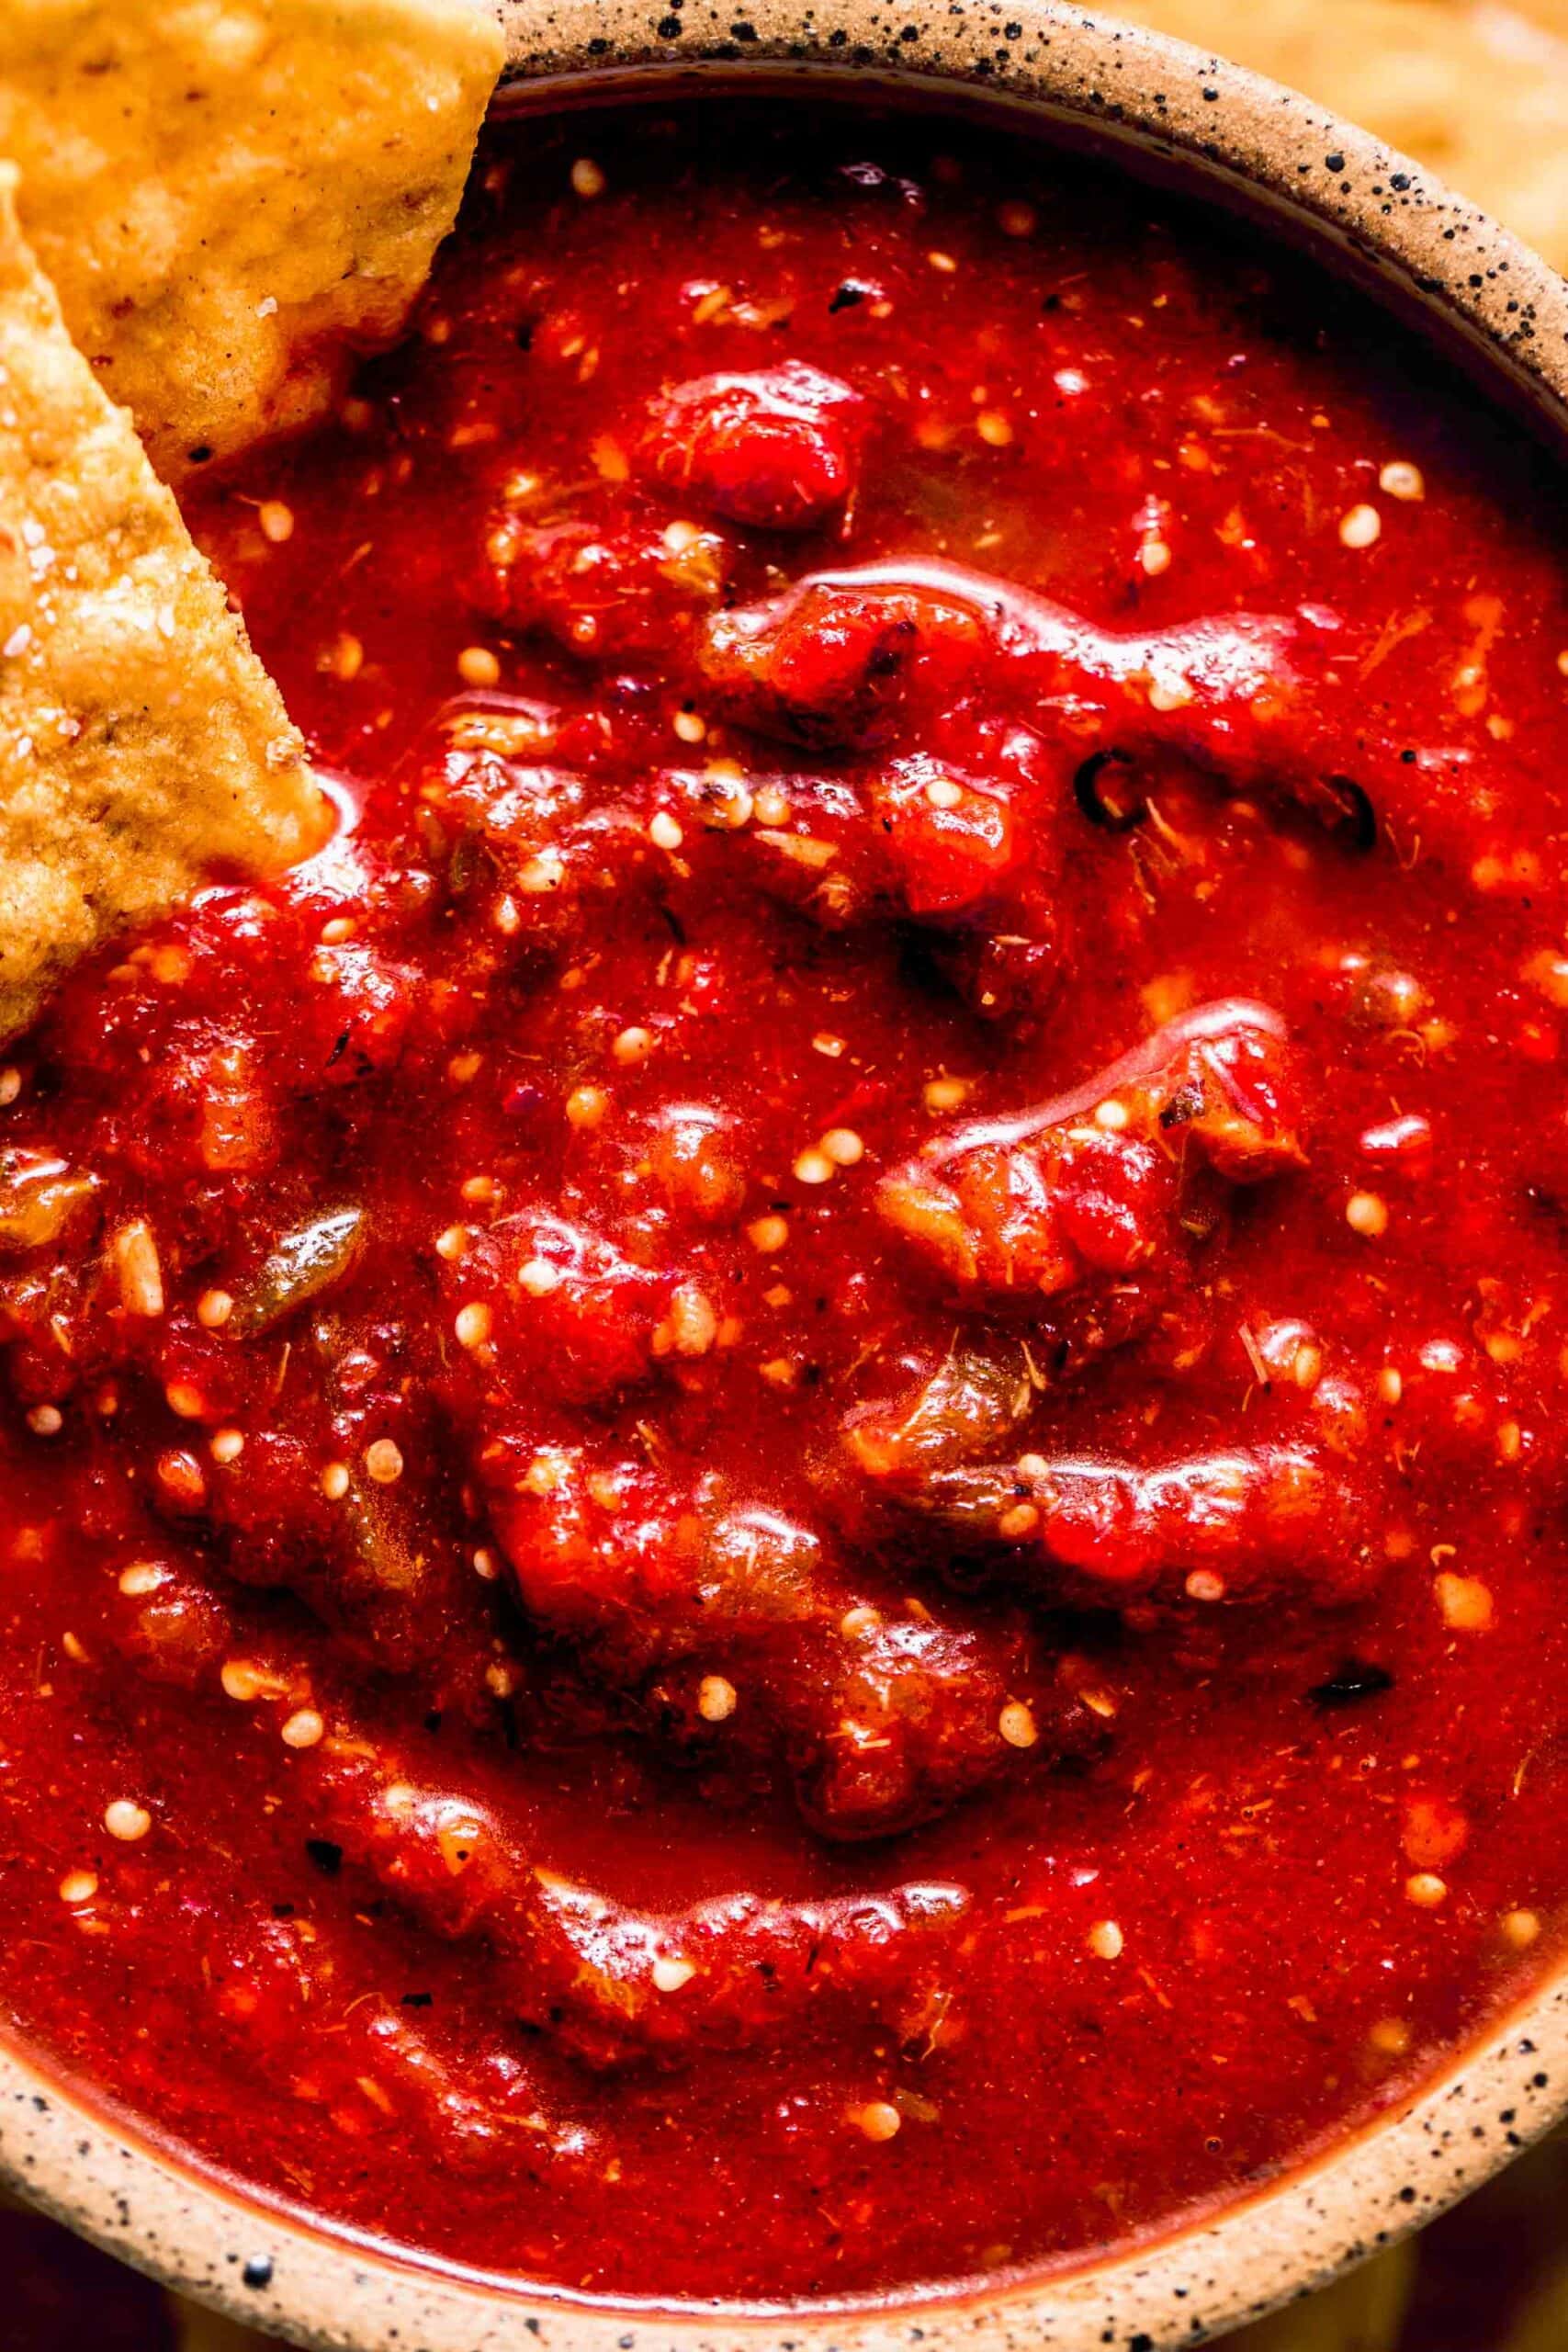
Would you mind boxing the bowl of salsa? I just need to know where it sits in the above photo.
[4,2,1568,2346]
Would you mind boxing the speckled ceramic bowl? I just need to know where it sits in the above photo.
[6,4,1568,2346]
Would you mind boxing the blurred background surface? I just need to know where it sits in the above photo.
[1111,0,1568,268]
[7,0,1566,2340]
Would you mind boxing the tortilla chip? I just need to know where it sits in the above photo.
[0,0,503,481]
[1113,0,1568,272]
[0,163,327,1045]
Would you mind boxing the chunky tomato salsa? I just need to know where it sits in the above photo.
[1,96,1567,2304]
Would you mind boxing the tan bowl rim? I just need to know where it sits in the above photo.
[6,4,1568,2346]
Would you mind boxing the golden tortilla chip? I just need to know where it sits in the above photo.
[1113,0,1568,272]
[0,0,503,481]
[0,164,328,1045]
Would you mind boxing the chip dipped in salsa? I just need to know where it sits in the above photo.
[1,96,1567,2304]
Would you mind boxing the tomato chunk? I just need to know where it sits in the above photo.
[642,361,866,531]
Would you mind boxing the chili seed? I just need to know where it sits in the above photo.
[457,645,501,687]
[852,2100,902,2141]
[697,1674,738,1723]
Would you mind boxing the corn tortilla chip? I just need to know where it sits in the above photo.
[0,163,327,1045]
[1113,0,1568,272]
[0,0,503,481]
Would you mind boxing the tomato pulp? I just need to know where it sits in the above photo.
[1,99,1567,2302]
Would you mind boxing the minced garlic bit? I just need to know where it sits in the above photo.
[794,1147,835,1186]
[570,156,606,199]
[258,499,295,544]
[651,1953,695,1993]
[26,1404,62,1437]
[518,849,564,894]
[364,1437,404,1485]
[649,808,684,849]
[923,1075,970,1114]
[998,1701,1038,1749]
[697,1674,738,1724]
[820,1127,864,1168]
[1338,503,1382,549]
[209,1428,244,1465]
[1501,1908,1542,1949]
[1087,1919,1125,1960]
[104,1798,152,1842]
[747,1214,790,1253]
[197,1287,234,1329]
[59,1869,98,1905]
[281,1707,326,1749]
[670,1283,717,1356]
[321,1462,351,1502]
[518,1256,562,1298]
[672,709,706,745]
[111,1218,164,1317]
[612,1025,655,1065]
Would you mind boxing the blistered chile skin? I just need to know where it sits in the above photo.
[0,99,1567,2308]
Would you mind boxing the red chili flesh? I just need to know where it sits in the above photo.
[1,99,1567,2301]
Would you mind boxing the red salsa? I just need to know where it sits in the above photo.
[2,97,1568,2302]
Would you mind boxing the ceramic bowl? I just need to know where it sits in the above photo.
[5,4,1568,2346]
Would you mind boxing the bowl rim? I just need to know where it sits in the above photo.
[6,4,1568,2346]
